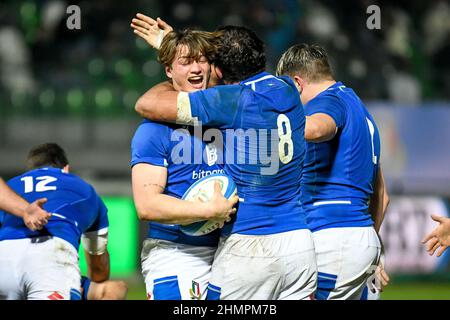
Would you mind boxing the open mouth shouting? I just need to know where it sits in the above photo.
[188,75,205,89]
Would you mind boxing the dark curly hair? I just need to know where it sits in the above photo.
[214,26,266,83]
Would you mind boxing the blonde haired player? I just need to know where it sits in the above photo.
[130,17,237,300]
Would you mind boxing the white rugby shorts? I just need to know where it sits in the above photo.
[312,226,381,300]
[0,237,80,300]
[207,229,317,300]
[141,238,216,300]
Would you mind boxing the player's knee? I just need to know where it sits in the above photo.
[107,280,128,300]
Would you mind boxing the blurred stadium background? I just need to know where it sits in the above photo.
[0,0,449,300]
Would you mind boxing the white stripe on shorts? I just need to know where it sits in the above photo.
[312,200,352,206]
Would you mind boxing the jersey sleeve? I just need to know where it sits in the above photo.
[131,120,170,168]
[85,192,109,234]
[304,95,346,128]
[185,85,245,128]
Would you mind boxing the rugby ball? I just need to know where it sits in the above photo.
[180,173,237,236]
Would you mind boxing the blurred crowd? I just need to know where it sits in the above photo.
[0,0,449,117]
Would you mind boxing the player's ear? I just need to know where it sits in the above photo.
[212,64,223,80]
[208,64,223,87]
[165,65,173,79]
[293,75,304,94]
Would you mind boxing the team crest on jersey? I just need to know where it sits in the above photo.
[189,281,202,300]
[205,143,218,166]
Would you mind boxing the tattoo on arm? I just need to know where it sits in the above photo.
[143,183,164,191]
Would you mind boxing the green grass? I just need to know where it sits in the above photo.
[381,282,450,300]
[126,282,146,300]
[123,278,450,300]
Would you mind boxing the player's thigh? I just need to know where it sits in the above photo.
[313,227,380,300]
[209,230,316,300]
[141,238,215,300]
[0,240,27,300]
[24,237,81,300]
[336,227,380,299]
[280,242,317,300]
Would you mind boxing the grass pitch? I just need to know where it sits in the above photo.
[124,280,450,300]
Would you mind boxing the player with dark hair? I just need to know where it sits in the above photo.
[212,26,266,84]
[133,23,317,300]
[0,143,110,300]
[276,44,389,300]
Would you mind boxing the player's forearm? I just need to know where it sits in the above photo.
[135,81,179,122]
[0,178,28,218]
[369,195,384,233]
[304,115,337,142]
[135,193,214,224]
[369,168,389,232]
[86,250,110,283]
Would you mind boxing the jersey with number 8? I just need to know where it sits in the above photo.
[185,72,307,235]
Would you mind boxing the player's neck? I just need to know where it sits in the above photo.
[305,80,336,104]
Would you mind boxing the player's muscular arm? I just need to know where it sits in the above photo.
[305,113,338,142]
[85,249,110,282]
[0,178,50,230]
[135,82,181,123]
[368,166,389,233]
[132,163,237,224]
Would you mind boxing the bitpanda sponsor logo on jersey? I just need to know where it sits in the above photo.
[192,169,224,180]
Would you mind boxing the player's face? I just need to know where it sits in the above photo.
[166,45,210,92]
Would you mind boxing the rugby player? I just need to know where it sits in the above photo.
[130,29,238,300]
[0,206,127,301]
[134,24,317,300]
[276,44,389,300]
[0,143,110,300]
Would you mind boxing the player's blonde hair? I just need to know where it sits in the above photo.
[158,29,219,67]
[276,44,334,82]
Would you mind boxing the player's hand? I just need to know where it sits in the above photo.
[130,13,173,49]
[375,262,390,291]
[421,214,450,257]
[205,181,238,222]
[23,198,51,231]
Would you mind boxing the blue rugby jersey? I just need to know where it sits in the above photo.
[301,82,381,231]
[0,167,108,250]
[130,119,222,247]
[186,71,308,235]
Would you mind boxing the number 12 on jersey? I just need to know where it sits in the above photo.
[20,176,58,193]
